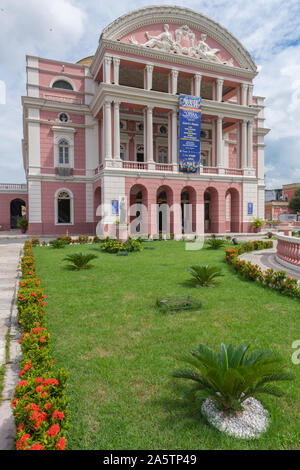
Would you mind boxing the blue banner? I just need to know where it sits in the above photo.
[179,94,202,173]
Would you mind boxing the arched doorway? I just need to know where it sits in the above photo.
[129,184,148,235]
[10,199,26,229]
[181,186,197,234]
[156,185,173,234]
[226,188,241,232]
[204,187,219,233]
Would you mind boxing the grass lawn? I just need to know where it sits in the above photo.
[33,241,300,450]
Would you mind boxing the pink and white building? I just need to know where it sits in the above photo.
[1,6,269,236]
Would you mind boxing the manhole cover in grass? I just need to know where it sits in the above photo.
[156,296,202,313]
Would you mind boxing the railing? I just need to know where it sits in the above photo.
[276,234,300,269]
[155,164,173,172]
[122,162,148,170]
[42,94,82,104]
[202,167,219,174]
[0,183,27,192]
[225,168,244,176]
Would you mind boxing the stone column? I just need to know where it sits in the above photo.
[146,105,154,163]
[113,57,120,85]
[104,56,112,84]
[247,119,253,168]
[103,99,112,160]
[248,84,254,106]
[241,83,248,106]
[241,119,247,168]
[171,109,178,168]
[194,73,202,97]
[217,115,223,168]
[144,64,153,91]
[170,69,178,95]
[216,78,224,102]
[113,99,120,159]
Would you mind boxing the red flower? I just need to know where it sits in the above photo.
[47,424,60,437]
[55,437,66,450]
[45,402,52,411]
[30,442,44,450]
[53,410,65,421]
[36,377,44,384]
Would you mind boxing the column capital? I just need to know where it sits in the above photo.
[104,55,112,65]
[217,114,224,121]
[113,57,120,65]
[195,72,202,78]
[113,98,121,107]
[104,98,113,107]
[171,69,179,77]
[147,105,154,113]
[241,82,248,90]
[145,64,154,72]
[216,78,224,85]
[242,118,248,125]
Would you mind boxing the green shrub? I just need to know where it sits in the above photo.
[187,264,223,287]
[56,236,72,245]
[49,240,66,249]
[63,252,97,270]
[77,235,89,244]
[172,342,293,414]
[206,238,226,249]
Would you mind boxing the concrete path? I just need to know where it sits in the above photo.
[0,242,22,450]
[239,240,300,280]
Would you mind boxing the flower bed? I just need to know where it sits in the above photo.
[101,237,143,254]
[225,240,300,298]
[11,240,69,451]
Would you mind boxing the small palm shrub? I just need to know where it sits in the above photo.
[172,343,293,414]
[206,238,225,249]
[63,253,97,270]
[187,264,223,287]
[49,240,66,249]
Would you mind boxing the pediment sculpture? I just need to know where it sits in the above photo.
[129,24,234,66]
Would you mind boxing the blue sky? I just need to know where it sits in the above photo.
[0,0,300,188]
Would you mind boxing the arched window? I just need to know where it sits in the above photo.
[58,140,69,165]
[52,80,73,90]
[136,144,144,162]
[158,148,168,163]
[56,190,73,224]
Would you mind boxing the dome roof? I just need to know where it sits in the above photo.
[76,56,94,67]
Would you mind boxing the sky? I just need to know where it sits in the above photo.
[0,0,299,188]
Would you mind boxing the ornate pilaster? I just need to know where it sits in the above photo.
[248,84,254,106]
[113,99,121,160]
[146,105,154,164]
[216,78,224,102]
[144,64,154,91]
[247,119,253,168]
[103,99,112,160]
[241,119,248,168]
[170,69,178,95]
[104,56,112,84]
[241,83,248,106]
[194,73,202,97]
[217,114,223,167]
[171,109,178,168]
[113,57,120,85]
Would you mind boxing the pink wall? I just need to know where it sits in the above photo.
[0,193,28,231]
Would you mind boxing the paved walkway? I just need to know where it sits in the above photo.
[239,240,300,280]
[0,242,22,450]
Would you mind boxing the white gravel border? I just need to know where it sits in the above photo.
[201,397,270,439]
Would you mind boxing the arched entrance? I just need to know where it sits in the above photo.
[10,199,26,229]
[181,186,197,234]
[129,184,148,235]
[204,187,219,233]
[156,185,173,234]
[225,188,241,232]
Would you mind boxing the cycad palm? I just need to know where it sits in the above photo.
[187,264,223,287]
[206,238,226,249]
[63,252,97,270]
[172,343,293,413]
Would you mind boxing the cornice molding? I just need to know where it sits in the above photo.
[96,6,256,72]
[92,39,256,80]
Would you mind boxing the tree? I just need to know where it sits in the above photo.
[288,189,300,212]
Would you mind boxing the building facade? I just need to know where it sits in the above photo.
[1,6,269,236]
